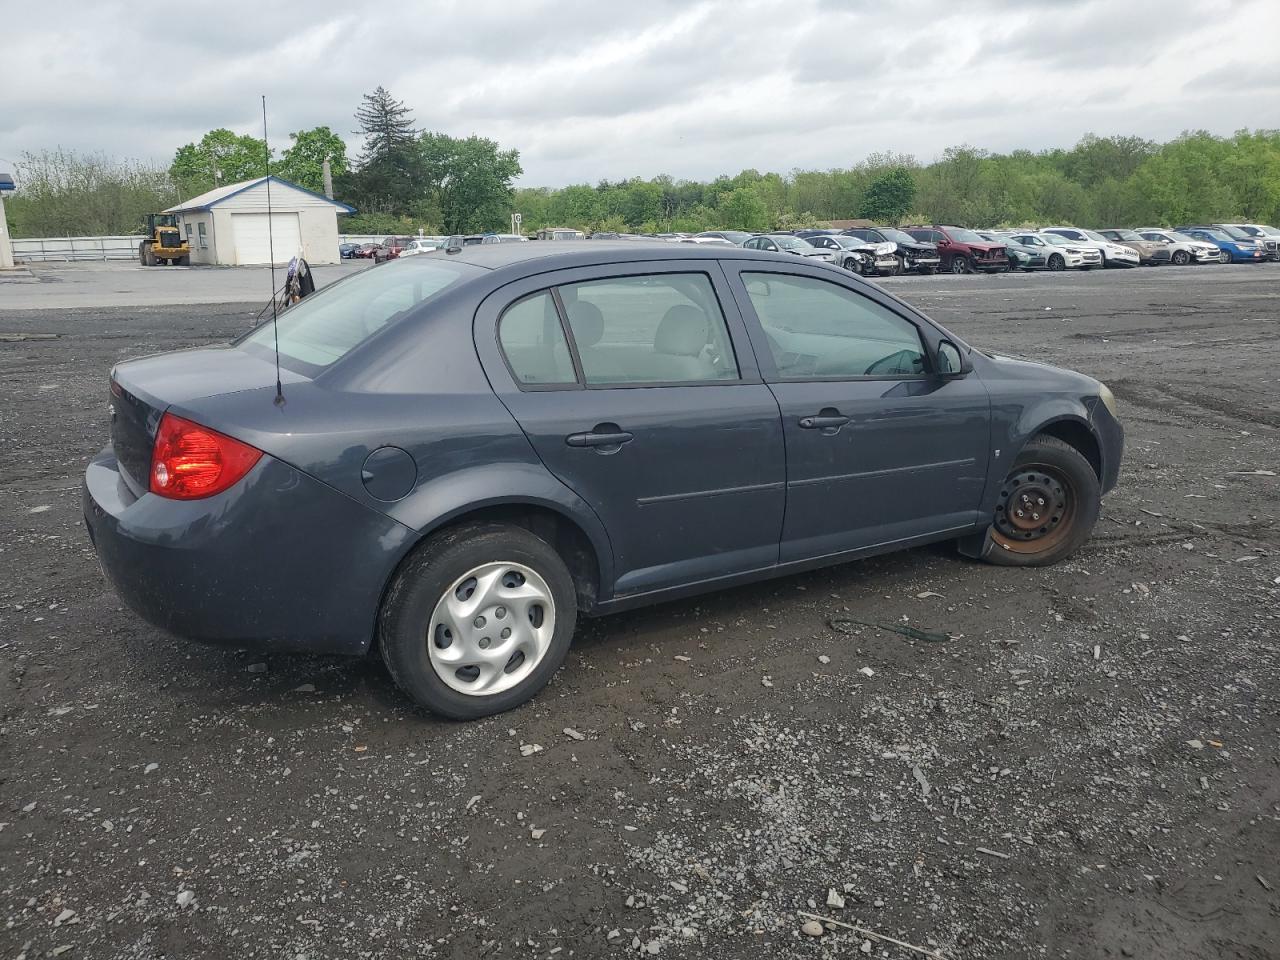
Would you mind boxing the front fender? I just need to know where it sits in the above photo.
[984,399,1101,517]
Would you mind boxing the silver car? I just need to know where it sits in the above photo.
[1134,229,1221,265]
[742,234,836,263]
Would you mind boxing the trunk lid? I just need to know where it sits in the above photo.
[108,344,307,493]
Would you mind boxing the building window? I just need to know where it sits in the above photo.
[185,224,193,242]
[197,222,208,249]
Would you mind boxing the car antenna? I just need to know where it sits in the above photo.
[261,95,285,406]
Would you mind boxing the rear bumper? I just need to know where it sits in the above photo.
[83,447,414,655]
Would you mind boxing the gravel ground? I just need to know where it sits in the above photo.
[2,265,1278,960]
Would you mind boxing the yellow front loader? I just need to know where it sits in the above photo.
[138,214,190,266]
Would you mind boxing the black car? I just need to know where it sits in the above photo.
[85,242,1123,719]
[843,227,941,274]
[338,242,361,259]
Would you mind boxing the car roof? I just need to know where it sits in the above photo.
[426,239,795,272]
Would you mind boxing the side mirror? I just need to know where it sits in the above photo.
[935,340,971,378]
[936,238,950,247]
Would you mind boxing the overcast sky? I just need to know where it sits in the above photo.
[4,0,1278,186]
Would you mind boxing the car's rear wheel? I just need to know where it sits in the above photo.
[984,436,1100,567]
[379,523,577,719]
[1171,250,1190,265]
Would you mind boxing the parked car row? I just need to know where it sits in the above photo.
[343,220,1280,274]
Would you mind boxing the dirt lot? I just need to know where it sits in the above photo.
[2,265,1278,960]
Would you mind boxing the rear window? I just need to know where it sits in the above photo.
[239,259,478,372]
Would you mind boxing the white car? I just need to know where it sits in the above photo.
[1041,227,1140,268]
[1134,228,1221,265]
[1001,232,1103,270]
[399,237,448,257]
[1220,223,1280,261]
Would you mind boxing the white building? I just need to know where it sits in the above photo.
[166,176,355,266]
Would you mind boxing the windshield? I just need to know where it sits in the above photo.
[826,236,864,248]
[878,228,916,244]
[1198,229,1230,241]
[1216,225,1250,239]
[946,228,985,243]
[1041,234,1074,246]
[1109,230,1143,241]
[239,259,479,372]
[1163,231,1195,242]
[704,230,751,244]
[1082,230,1110,242]
[773,235,813,251]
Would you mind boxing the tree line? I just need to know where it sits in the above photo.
[4,87,1279,239]
[514,130,1280,234]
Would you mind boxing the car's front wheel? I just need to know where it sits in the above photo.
[949,256,970,275]
[1171,250,1190,265]
[1219,250,1231,264]
[379,523,577,719]
[984,436,1100,567]
[1046,253,1065,271]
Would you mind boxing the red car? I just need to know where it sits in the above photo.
[353,242,380,259]
[374,237,415,263]
[904,225,1009,274]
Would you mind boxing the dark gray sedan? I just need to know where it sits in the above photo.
[85,243,1123,718]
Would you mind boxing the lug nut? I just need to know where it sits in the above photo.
[1016,510,1024,517]
[1032,513,1040,521]
[1037,497,1045,506]
[495,606,506,619]
[478,637,490,649]
[501,627,511,639]
[474,616,486,628]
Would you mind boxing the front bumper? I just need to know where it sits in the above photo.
[83,447,413,655]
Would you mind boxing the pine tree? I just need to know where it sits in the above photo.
[354,87,416,164]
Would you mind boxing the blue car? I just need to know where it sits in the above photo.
[84,243,1124,718]
[1175,226,1265,264]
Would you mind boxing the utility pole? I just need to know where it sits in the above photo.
[322,157,334,199]
[0,172,15,269]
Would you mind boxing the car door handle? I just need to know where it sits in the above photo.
[799,414,850,430]
[565,430,634,448]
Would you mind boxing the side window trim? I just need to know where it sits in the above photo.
[548,286,587,385]
[729,266,939,383]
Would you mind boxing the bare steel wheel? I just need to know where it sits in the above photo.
[984,436,1100,567]
[991,467,1074,555]
[380,523,577,718]
[427,561,555,695]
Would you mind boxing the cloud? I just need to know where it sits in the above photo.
[1,0,1277,186]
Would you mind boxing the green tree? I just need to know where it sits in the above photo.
[277,126,348,195]
[717,187,770,232]
[8,149,176,236]
[170,129,269,195]
[857,168,917,223]
[350,87,420,215]
[418,132,522,233]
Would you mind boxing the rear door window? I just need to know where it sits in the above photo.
[558,273,739,386]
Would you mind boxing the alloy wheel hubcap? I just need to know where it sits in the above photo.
[427,561,555,695]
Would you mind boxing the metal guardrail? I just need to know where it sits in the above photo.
[13,235,144,262]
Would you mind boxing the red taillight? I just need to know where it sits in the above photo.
[149,413,262,500]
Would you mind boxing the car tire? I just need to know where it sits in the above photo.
[983,436,1100,567]
[842,257,859,273]
[1171,250,1190,266]
[1219,251,1231,264]
[379,523,578,719]
[1046,253,1065,271]
[949,256,970,275]
[919,264,937,275]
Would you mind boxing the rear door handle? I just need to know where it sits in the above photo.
[565,426,634,450]
[799,414,850,430]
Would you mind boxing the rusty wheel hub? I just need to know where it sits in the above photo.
[992,467,1073,552]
